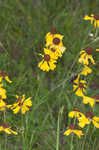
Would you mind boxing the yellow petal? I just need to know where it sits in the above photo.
[75,88,84,97]
[84,15,92,20]
[73,130,83,138]
[21,105,29,114]
[81,66,92,76]
[13,106,20,114]
[64,129,72,136]
[5,76,12,83]
[82,96,95,107]
[23,98,32,106]
[92,120,99,128]
[9,128,18,135]
[78,117,90,128]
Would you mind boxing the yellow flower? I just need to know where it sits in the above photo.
[0,123,18,135]
[78,115,90,128]
[81,65,92,76]
[82,96,95,107]
[45,32,63,47]
[78,47,95,65]
[64,125,83,138]
[78,112,99,128]
[73,74,87,97]
[96,49,99,51]
[10,94,32,114]
[0,71,12,83]
[84,14,99,28]
[68,108,85,118]
[0,99,11,111]
[38,48,57,71]
[0,84,7,100]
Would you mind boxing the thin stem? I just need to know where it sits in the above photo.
[81,125,90,150]
[95,27,98,38]
[56,106,64,150]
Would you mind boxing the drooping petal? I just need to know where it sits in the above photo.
[64,129,72,136]
[73,130,83,138]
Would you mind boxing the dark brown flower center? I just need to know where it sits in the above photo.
[18,98,23,106]
[0,95,2,99]
[85,112,93,119]
[0,71,7,77]
[44,54,50,61]
[74,108,79,112]
[79,82,85,88]
[85,46,93,55]
[51,48,56,52]
[50,28,57,34]
[2,122,9,128]
[94,14,99,20]
[53,38,60,45]
[70,125,76,130]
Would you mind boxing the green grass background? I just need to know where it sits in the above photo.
[0,0,99,149]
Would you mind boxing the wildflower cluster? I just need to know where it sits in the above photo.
[64,14,99,139]
[0,71,32,135]
[38,28,66,71]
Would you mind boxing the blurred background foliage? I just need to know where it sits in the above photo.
[0,0,99,149]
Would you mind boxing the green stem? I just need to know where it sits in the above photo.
[95,27,98,38]
[81,125,90,150]
[56,106,64,150]
[70,117,76,150]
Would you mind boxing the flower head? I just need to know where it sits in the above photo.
[10,94,32,114]
[0,71,12,83]
[73,74,87,97]
[64,125,83,138]
[84,14,99,28]
[45,31,64,49]
[78,47,95,65]
[38,48,57,71]
[68,108,85,118]
[0,123,18,135]
[78,112,99,128]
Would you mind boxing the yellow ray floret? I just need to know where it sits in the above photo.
[0,123,18,135]
[84,14,99,28]
[82,96,95,107]
[0,99,11,111]
[38,48,57,71]
[10,94,32,114]
[81,65,92,76]
[0,85,7,100]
